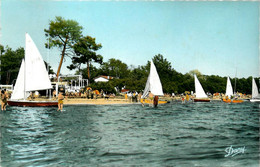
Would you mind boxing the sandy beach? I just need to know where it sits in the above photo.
[63,98,133,105]
[4,96,249,106]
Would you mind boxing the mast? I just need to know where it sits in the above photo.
[0,0,2,82]
[46,36,50,98]
[258,3,260,95]
[234,67,237,95]
[24,33,27,100]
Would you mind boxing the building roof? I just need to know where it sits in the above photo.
[94,75,114,80]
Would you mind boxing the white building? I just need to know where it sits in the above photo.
[94,76,114,82]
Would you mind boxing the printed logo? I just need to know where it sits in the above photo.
[225,145,246,157]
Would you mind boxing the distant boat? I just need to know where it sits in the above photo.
[193,74,210,102]
[225,76,233,99]
[223,76,243,103]
[141,60,167,106]
[250,78,260,102]
[7,33,58,107]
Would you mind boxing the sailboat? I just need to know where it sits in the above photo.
[7,33,58,107]
[225,77,233,98]
[223,77,243,103]
[141,60,167,106]
[193,74,210,102]
[250,78,260,102]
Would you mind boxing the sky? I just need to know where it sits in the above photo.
[0,0,259,78]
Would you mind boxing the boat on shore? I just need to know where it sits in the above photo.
[7,33,58,107]
[193,75,210,102]
[250,78,260,103]
[141,60,166,107]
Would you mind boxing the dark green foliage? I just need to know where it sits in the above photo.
[0,46,24,85]
[89,81,116,94]
[0,45,55,85]
[77,54,256,95]
[44,16,83,77]
[68,35,103,81]
[99,58,130,79]
[44,62,55,75]
[75,64,103,83]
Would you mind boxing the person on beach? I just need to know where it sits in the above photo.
[100,89,104,98]
[57,92,64,111]
[35,91,40,98]
[65,91,69,100]
[52,90,57,100]
[124,93,128,101]
[186,94,190,102]
[1,89,8,111]
[138,92,142,102]
[181,96,185,103]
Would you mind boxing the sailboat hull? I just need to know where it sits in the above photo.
[223,98,243,103]
[140,99,168,104]
[193,98,210,102]
[7,100,58,107]
[249,99,260,103]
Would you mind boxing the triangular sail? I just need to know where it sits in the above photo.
[194,74,208,98]
[11,60,28,100]
[225,77,233,98]
[252,78,260,99]
[25,33,52,91]
[142,60,164,98]
[11,33,52,100]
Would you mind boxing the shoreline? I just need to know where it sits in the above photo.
[4,96,250,106]
[61,97,248,105]
[63,98,134,105]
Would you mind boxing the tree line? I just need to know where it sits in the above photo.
[0,16,258,95]
[86,54,258,95]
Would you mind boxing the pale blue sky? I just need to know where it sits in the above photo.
[1,0,259,78]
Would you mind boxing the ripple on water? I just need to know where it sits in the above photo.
[0,103,259,166]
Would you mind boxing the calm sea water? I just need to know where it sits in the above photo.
[0,101,259,167]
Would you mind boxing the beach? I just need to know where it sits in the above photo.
[4,95,250,106]
[3,92,251,107]
[58,96,228,105]
[63,98,133,105]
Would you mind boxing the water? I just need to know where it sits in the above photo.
[0,102,259,166]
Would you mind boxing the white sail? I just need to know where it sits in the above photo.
[11,60,26,100]
[252,78,260,99]
[194,74,208,98]
[10,33,52,100]
[225,77,233,98]
[25,33,52,91]
[142,60,164,98]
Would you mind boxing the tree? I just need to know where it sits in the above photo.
[129,65,148,81]
[67,36,103,81]
[100,58,130,79]
[188,69,203,78]
[0,47,24,84]
[44,61,55,75]
[0,45,4,54]
[152,54,174,83]
[44,16,83,79]
[75,63,103,83]
[0,46,55,85]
